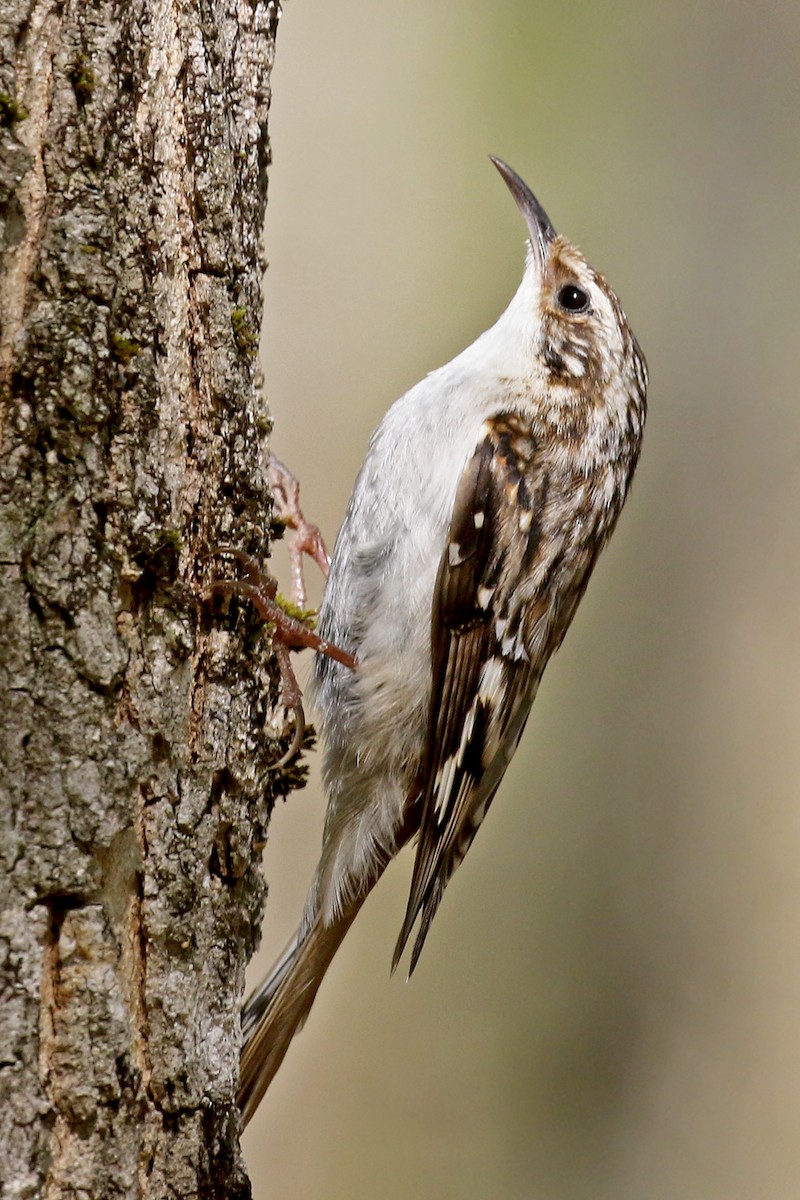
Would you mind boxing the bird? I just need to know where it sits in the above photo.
[238,157,648,1126]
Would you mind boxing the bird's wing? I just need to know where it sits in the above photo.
[393,411,552,973]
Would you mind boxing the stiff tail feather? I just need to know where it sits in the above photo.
[238,802,420,1125]
[238,903,362,1126]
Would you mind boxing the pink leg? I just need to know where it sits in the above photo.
[207,548,356,765]
[268,455,331,610]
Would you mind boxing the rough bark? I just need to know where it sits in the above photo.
[0,1,293,1196]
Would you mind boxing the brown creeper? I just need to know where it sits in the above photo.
[238,157,647,1126]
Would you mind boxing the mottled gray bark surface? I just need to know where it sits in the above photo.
[0,1,292,1196]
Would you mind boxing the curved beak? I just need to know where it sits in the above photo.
[490,156,556,268]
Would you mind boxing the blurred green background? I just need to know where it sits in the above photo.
[244,2,800,1197]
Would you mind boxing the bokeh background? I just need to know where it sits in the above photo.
[243,3,800,1197]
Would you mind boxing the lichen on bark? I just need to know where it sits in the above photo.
[0,1,287,1196]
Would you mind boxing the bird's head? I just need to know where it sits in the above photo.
[490,157,647,416]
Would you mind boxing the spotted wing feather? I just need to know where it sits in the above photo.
[393,413,548,973]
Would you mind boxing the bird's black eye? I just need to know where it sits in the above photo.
[556,283,590,313]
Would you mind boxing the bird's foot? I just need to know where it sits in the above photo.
[268,454,331,610]
[206,547,356,766]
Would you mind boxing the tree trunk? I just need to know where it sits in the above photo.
[0,2,288,1195]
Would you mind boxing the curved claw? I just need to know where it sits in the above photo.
[268,455,331,609]
[272,703,305,769]
[204,542,353,770]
